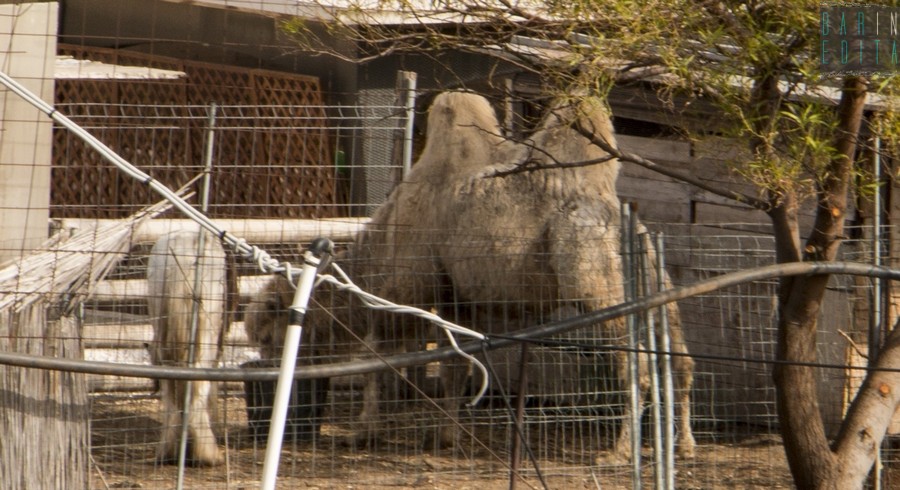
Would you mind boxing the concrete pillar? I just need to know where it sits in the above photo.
[0,2,58,264]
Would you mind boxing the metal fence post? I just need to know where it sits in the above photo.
[621,204,642,489]
[655,232,675,490]
[871,135,883,490]
[641,233,665,490]
[176,103,218,490]
[400,71,417,179]
[260,238,333,490]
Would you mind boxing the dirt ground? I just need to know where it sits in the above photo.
[87,392,804,490]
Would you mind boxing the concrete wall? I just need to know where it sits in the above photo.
[0,2,57,264]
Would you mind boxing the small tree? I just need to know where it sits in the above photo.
[285,1,900,487]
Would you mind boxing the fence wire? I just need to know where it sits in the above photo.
[52,101,410,219]
[9,219,895,489]
[79,222,890,490]
[2,92,897,489]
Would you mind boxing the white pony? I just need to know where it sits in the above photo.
[147,230,226,466]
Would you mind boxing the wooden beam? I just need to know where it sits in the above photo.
[90,275,271,302]
[54,217,369,244]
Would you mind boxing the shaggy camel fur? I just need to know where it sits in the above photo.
[360,91,695,460]
[246,91,695,460]
[243,93,511,441]
[147,230,226,466]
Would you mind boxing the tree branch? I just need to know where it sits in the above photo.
[571,121,771,211]
[476,123,619,177]
[833,317,900,486]
[488,154,618,177]
[804,76,868,262]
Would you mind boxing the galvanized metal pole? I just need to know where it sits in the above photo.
[641,233,665,490]
[656,232,676,490]
[871,135,883,361]
[509,342,529,490]
[871,136,883,490]
[621,204,642,489]
[400,71,417,179]
[199,104,217,216]
[177,103,218,490]
[503,78,515,138]
[260,238,332,490]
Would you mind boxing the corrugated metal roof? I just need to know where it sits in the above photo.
[161,0,523,25]
[154,1,889,110]
[167,0,304,17]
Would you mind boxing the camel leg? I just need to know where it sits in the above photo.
[673,354,696,458]
[665,312,696,458]
[404,337,430,400]
[611,347,650,463]
[353,370,381,446]
[437,355,470,448]
[349,326,385,447]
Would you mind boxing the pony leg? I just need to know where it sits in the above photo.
[157,379,181,463]
[187,379,221,466]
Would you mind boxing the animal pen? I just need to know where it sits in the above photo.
[1,68,900,490]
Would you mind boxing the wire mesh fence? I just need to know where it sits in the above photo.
[1,93,895,489]
[0,2,891,487]
[51,101,414,220]
[74,219,835,490]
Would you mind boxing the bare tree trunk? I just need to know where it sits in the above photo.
[774,272,840,488]
[772,76,868,489]
[0,304,89,489]
[834,320,900,486]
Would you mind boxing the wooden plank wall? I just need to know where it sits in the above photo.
[616,133,855,430]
